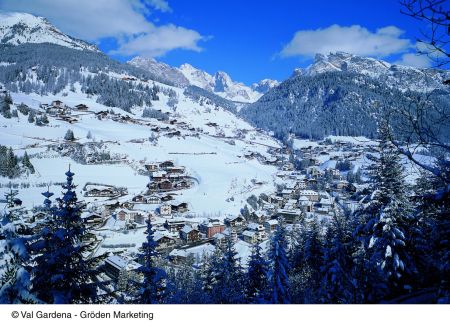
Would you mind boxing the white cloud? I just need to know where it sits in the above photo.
[111,24,204,57]
[395,53,432,68]
[0,0,204,57]
[146,0,172,13]
[394,42,446,67]
[280,24,412,58]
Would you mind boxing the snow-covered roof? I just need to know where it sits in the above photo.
[180,225,195,234]
[247,222,259,230]
[152,171,167,178]
[320,198,333,205]
[169,243,215,259]
[105,255,141,271]
[242,230,256,237]
[213,233,226,240]
[299,190,318,196]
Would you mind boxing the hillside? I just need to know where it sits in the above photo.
[241,52,450,140]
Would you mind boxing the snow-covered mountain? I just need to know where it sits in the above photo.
[127,56,190,87]
[178,63,264,103]
[242,51,450,139]
[0,12,98,52]
[296,52,450,92]
[128,58,272,103]
[251,79,280,93]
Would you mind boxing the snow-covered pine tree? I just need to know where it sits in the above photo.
[3,92,12,105]
[164,255,209,304]
[245,241,269,303]
[268,219,291,304]
[5,147,18,178]
[64,129,75,141]
[303,218,323,300]
[137,218,166,304]
[413,158,450,303]
[0,189,33,303]
[287,220,311,303]
[320,214,355,303]
[210,236,244,304]
[363,123,415,298]
[198,249,221,303]
[1,100,11,119]
[27,111,35,123]
[22,151,35,174]
[30,168,102,303]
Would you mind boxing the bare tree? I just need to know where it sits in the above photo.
[386,0,450,196]
[400,0,450,68]
[383,94,450,187]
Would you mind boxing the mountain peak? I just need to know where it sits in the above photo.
[214,71,232,92]
[251,79,280,93]
[0,11,98,51]
[128,56,189,87]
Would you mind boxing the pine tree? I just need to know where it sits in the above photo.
[301,218,323,302]
[210,236,244,303]
[414,158,450,303]
[361,123,415,298]
[5,147,18,178]
[27,111,35,123]
[64,129,75,141]
[350,209,387,303]
[137,218,166,304]
[22,151,35,174]
[41,114,49,124]
[198,249,220,303]
[268,219,291,304]
[245,242,269,303]
[4,93,12,104]
[30,168,102,303]
[320,214,355,303]
[1,101,11,119]
[165,257,209,304]
[0,189,32,303]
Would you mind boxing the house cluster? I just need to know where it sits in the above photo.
[145,160,193,193]
[84,184,123,198]
[40,100,90,123]
[243,150,284,166]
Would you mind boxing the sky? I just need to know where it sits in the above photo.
[0,0,445,85]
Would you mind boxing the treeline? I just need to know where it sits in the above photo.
[0,43,163,112]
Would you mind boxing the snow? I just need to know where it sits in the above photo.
[300,51,450,93]
[0,12,98,52]
[1,76,279,220]
[385,245,392,258]
[178,63,263,103]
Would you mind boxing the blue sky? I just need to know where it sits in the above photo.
[0,0,442,84]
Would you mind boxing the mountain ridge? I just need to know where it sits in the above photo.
[0,12,99,52]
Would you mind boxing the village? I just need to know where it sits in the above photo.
[5,97,374,291]
[77,136,372,290]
